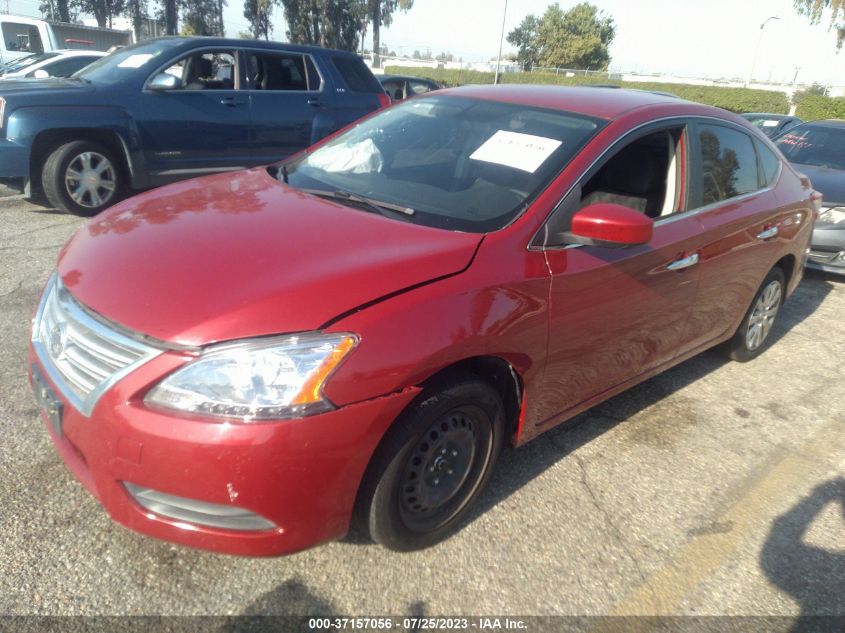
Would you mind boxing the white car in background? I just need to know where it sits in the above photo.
[0,49,105,79]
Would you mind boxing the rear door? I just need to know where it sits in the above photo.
[135,47,252,182]
[242,48,322,162]
[681,120,788,349]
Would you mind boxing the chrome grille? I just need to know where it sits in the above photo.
[32,274,162,416]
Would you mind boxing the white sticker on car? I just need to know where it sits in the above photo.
[118,54,153,68]
[762,120,780,127]
[470,130,562,173]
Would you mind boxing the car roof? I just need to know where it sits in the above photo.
[742,113,793,119]
[798,119,845,128]
[380,74,437,82]
[50,49,108,56]
[434,84,710,120]
[148,36,359,57]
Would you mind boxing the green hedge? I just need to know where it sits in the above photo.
[384,66,790,114]
[795,95,845,120]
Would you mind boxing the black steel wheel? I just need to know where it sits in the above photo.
[356,373,505,551]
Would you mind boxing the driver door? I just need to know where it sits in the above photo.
[135,48,252,185]
[534,122,705,423]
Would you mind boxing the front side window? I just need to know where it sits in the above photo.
[775,124,845,171]
[161,51,237,90]
[280,95,602,232]
[697,124,759,206]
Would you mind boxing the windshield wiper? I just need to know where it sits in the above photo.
[297,187,416,217]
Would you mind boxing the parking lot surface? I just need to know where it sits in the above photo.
[0,194,843,621]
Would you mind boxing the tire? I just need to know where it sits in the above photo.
[41,140,124,216]
[723,267,786,362]
[357,373,505,552]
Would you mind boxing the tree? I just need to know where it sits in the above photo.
[124,0,148,39]
[181,0,224,35]
[244,0,275,39]
[794,0,845,49]
[535,2,615,70]
[40,0,74,22]
[72,0,126,27]
[507,14,540,70]
[160,0,178,34]
[507,3,615,71]
[367,0,412,68]
[281,0,364,51]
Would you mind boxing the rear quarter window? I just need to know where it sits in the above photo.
[754,139,782,187]
[331,55,382,93]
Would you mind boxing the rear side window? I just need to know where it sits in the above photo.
[332,55,382,93]
[247,52,321,91]
[697,124,759,206]
[1,21,44,53]
[755,139,781,187]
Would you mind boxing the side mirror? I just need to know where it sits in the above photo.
[566,202,653,247]
[32,69,49,79]
[148,72,181,91]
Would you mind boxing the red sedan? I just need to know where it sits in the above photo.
[29,86,818,555]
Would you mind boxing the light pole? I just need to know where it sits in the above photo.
[746,16,779,87]
[493,0,508,85]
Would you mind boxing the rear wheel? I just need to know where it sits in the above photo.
[358,374,505,551]
[41,140,124,216]
[723,267,785,362]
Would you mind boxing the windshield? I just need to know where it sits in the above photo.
[2,51,57,74]
[281,95,602,232]
[74,39,184,84]
[775,124,845,171]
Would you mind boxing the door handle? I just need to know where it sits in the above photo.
[667,252,699,271]
[220,97,245,107]
[756,226,779,240]
[307,97,322,107]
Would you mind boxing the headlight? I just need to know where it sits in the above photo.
[818,206,845,225]
[145,332,358,421]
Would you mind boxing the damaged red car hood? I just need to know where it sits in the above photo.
[57,168,482,346]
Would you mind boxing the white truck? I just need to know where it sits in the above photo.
[0,15,133,66]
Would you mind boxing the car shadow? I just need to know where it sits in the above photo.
[760,478,845,629]
[342,272,835,546]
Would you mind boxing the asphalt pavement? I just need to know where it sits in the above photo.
[0,194,842,624]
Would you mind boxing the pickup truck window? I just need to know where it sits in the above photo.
[1,22,44,53]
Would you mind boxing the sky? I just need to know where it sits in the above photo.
[3,0,843,85]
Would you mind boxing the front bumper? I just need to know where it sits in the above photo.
[28,346,419,556]
[807,224,845,274]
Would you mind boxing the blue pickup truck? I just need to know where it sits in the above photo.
[0,37,389,214]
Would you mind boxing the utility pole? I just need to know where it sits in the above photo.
[493,0,507,85]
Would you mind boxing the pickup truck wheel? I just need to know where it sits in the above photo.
[358,374,505,551]
[42,140,123,216]
[723,267,785,362]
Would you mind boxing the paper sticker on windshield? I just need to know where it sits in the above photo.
[762,120,779,127]
[118,54,153,68]
[470,130,562,173]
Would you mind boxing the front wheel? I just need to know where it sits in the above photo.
[358,374,505,551]
[723,267,786,362]
[41,140,124,216]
